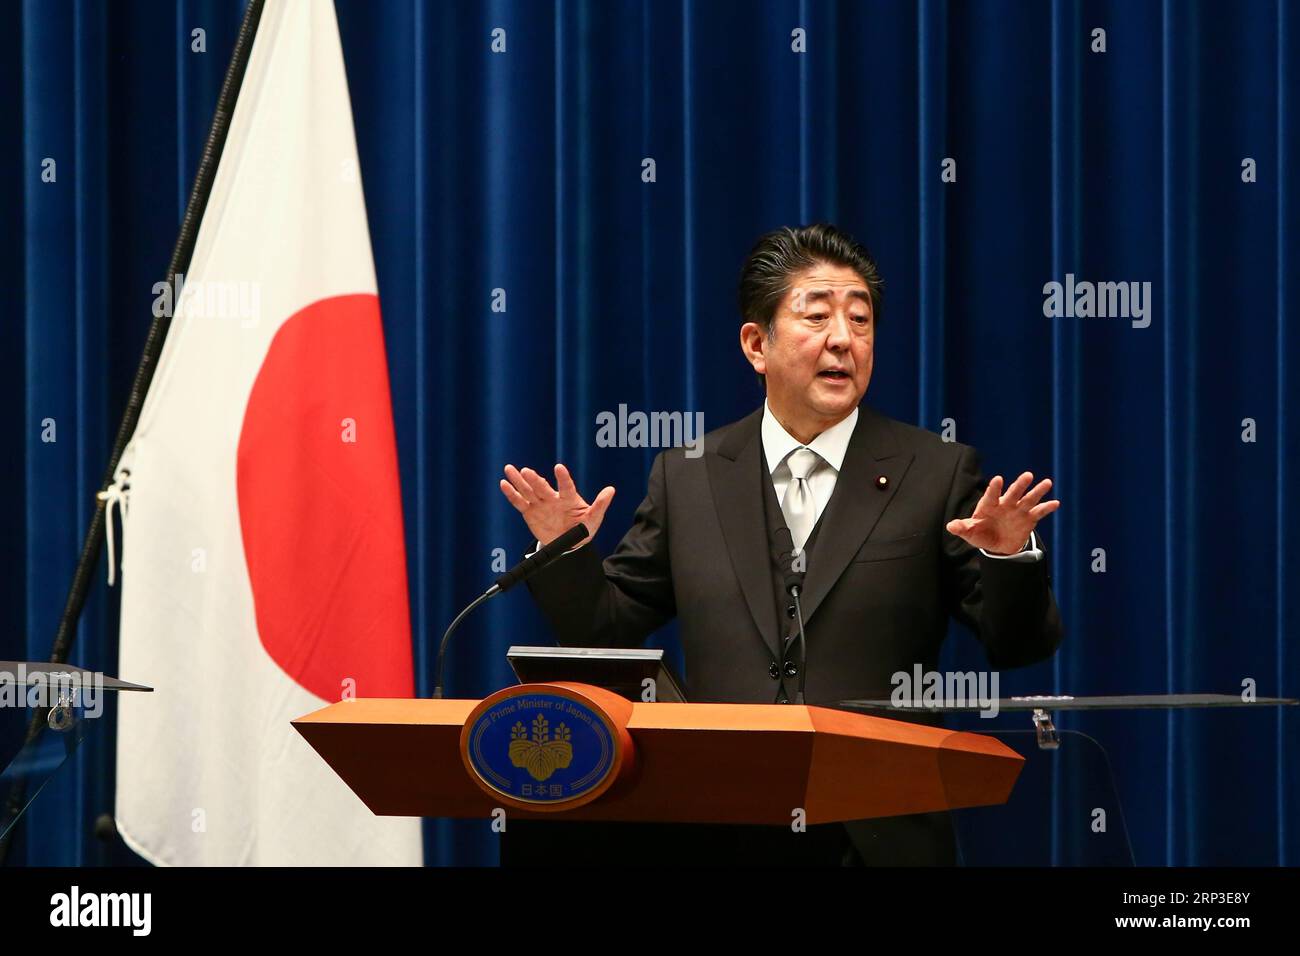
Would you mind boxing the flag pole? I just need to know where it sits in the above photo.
[0,0,268,865]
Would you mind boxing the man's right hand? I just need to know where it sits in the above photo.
[499,463,615,550]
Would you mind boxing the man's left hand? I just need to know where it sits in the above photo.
[946,471,1061,555]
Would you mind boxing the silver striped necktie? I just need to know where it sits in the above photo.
[781,447,823,554]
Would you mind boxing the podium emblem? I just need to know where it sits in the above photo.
[461,685,628,808]
[509,715,573,781]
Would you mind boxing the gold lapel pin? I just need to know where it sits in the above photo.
[876,475,889,490]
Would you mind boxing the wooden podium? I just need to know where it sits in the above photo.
[293,681,1023,825]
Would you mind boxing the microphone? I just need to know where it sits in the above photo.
[494,523,590,593]
[770,526,808,705]
[431,523,589,699]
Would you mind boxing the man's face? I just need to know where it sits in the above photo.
[745,262,874,431]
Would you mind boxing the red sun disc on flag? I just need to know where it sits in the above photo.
[236,293,413,702]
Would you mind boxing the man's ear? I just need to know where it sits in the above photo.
[739,321,767,375]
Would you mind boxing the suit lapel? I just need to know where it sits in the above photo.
[706,408,782,660]
[799,403,914,626]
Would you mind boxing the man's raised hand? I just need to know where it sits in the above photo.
[499,463,615,549]
[945,471,1060,556]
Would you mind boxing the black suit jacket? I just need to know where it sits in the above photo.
[518,402,1063,865]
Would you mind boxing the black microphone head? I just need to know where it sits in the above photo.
[770,525,795,568]
[551,522,589,553]
[769,525,804,595]
[494,522,591,593]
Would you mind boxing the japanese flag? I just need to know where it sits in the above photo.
[114,0,422,866]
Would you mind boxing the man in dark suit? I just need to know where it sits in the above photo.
[498,223,1063,866]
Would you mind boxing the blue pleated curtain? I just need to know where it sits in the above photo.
[1,0,1296,866]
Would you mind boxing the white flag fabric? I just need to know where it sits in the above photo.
[114,0,422,866]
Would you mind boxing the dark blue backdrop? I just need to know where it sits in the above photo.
[2,0,1296,866]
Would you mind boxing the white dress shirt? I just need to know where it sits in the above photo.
[761,400,1042,561]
